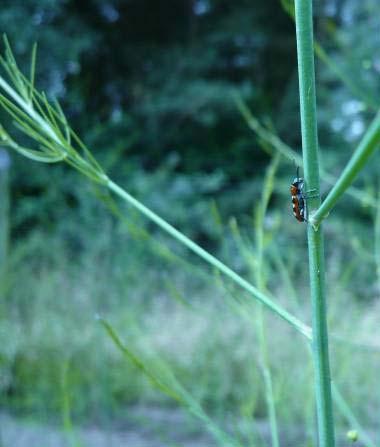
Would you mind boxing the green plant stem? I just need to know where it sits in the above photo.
[331,384,376,447]
[0,76,60,145]
[280,1,378,111]
[254,154,281,447]
[61,360,83,447]
[294,1,335,446]
[234,94,377,209]
[311,111,380,227]
[106,178,311,339]
[100,317,242,447]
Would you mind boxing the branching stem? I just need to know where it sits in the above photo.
[294,1,335,445]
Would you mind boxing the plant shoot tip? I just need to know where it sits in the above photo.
[346,430,358,442]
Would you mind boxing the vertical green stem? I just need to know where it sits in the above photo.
[254,154,281,447]
[294,1,335,446]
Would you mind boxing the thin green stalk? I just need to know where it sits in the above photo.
[303,344,376,447]
[331,384,376,447]
[219,161,281,446]
[294,1,335,446]
[100,317,242,447]
[253,154,281,447]
[106,179,311,339]
[280,1,378,111]
[107,178,311,339]
[234,94,377,209]
[311,111,380,227]
[0,76,60,145]
[61,360,83,447]
[268,251,300,309]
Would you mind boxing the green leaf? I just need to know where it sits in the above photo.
[29,42,37,103]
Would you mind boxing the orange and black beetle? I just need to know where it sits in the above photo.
[290,167,306,222]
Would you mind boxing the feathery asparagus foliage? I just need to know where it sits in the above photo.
[0,36,107,184]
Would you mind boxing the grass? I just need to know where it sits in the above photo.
[2,208,380,445]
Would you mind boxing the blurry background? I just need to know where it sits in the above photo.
[0,0,380,446]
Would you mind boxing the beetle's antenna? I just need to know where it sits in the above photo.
[292,158,300,181]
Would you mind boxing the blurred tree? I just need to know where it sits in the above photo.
[0,0,298,238]
[3,0,379,239]
[1,0,297,172]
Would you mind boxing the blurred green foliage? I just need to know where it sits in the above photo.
[1,0,379,241]
[1,0,380,444]
[1,0,297,238]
